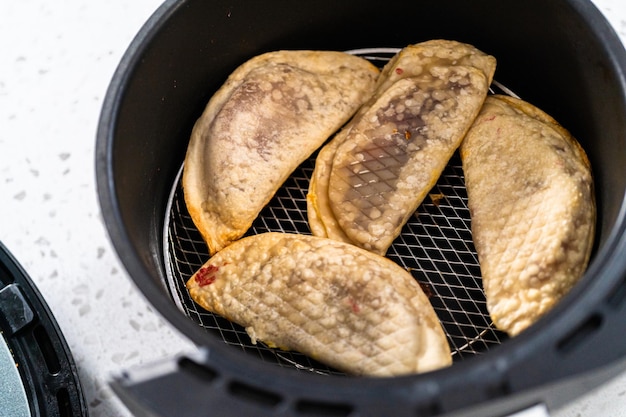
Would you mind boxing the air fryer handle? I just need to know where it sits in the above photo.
[111,348,557,417]
[112,348,314,417]
[111,349,258,417]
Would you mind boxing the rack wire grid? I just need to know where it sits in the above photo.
[163,48,508,376]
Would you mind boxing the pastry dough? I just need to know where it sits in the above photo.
[307,40,496,254]
[186,232,452,377]
[461,95,595,336]
[183,50,379,255]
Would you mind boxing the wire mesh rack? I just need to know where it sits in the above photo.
[163,48,508,376]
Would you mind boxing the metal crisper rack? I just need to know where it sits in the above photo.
[163,48,509,376]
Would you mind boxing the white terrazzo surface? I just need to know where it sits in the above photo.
[1,1,626,416]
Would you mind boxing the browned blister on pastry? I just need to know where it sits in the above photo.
[461,95,595,336]
[307,40,496,254]
[184,51,379,255]
[186,232,452,377]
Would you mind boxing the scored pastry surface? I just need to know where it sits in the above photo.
[461,95,595,336]
[186,232,452,377]
[308,40,496,255]
[184,50,379,255]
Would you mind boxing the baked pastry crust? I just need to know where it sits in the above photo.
[183,50,379,255]
[186,232,452,376]
[461,95,596,336]
[307,40,496,254]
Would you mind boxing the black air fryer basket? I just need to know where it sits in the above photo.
[96,0,626,416]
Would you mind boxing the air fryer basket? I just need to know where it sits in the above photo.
[96,0,626,416]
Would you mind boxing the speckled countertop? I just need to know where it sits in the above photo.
[1,1,626,416]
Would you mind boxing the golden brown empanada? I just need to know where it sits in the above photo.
[307,40,496,255]
[183,51,379,255]
[186,232,452,377]
[461,95,595,336]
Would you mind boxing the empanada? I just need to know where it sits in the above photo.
[183,51,379,255]
[461,95,595,336]
[307,40,496,254]
[186,232,452,377]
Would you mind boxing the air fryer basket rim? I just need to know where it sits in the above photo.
[95,0,212,352]
[96,0,626,414]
